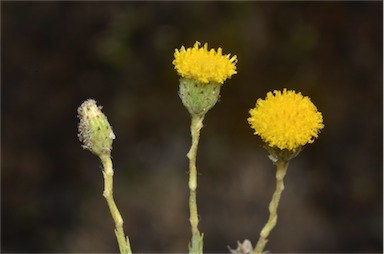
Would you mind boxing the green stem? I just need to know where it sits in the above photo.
[254,160,289,254]
[187,114,204,254]
[100,154,132,254]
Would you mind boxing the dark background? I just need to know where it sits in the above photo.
[1,1,383,253]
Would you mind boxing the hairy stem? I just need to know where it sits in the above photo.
[101,154,132,254]
[254,160,289,254]
[187,114,204,254]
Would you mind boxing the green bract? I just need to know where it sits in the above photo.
[77,99,115,156]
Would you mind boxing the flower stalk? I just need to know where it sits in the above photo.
[247,89,324,253]
[254,160,288,254]
[101,154,132,254]
[77,99,132,254]
[173,41,237,253]
[187,114,204,254]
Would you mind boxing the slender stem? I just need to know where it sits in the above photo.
[254,160,289,254]
[100,154,132,254]
[187,114,204,254]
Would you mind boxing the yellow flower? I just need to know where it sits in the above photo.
[248,89,324,151]
[173,41,237,84]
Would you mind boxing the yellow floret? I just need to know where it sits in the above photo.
[248,89,324,150]
[173,41,237,84]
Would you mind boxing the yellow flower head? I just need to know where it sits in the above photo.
[173,41,238,84]
[248,89,324,151]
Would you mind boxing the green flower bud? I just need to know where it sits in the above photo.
[77,99,115,156]
[265,145,303,164]
[179,78,221,117]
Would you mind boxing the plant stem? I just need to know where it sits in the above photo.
[254,160,289,254]
[100,154,132,254]
[187,114,204,254]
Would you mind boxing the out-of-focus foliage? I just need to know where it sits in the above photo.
[2,2,382,253]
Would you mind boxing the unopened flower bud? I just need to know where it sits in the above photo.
[77,99,115,156]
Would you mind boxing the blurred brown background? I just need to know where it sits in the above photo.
[1,1,382,253]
